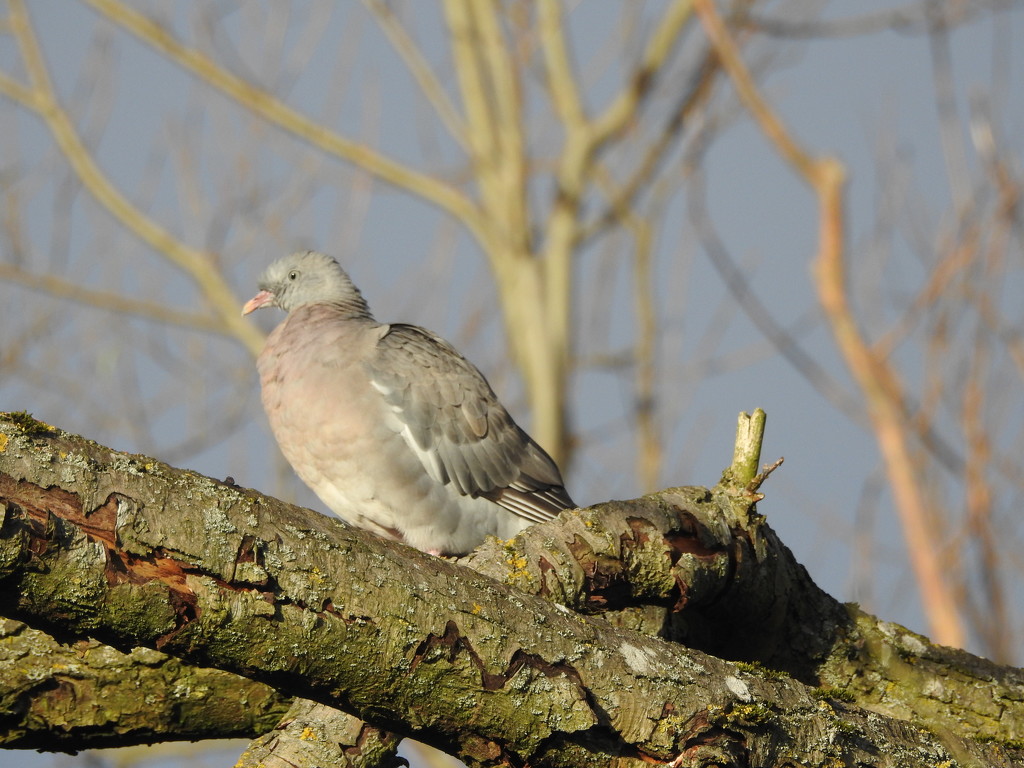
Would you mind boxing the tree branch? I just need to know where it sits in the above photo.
[5,0,265,357]
[361,0,470,153]
[1,413,1021,765]
[0,263,228,336]
[694,0,967,648]
[81,0,485,243]
[0,617,288,750]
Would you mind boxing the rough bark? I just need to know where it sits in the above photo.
[0,617,289,750]
[235,698,403,768]
[466,487,1024,745]
[0,412,1021,766]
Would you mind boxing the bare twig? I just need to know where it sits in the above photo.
[6,0,265,355]
[694,0,966,648]
[83,0,485,243]
[362,0,470,152]
[0,263,226,334]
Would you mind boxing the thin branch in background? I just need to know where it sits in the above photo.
[687,172,865,426]
[961,307,1009,661]
[529,0,697,465]
[745,0,1010,39]
[631,202,664,494]
[5,0,265,354]
[694,0,967,648]
[971,94,1024,250]
[871,219,978,364]
[83,0,485,242]
[537,0,586,130]
[849,470,885,607]
[0,305,62,373]
[363,0,469,152]
[961,125,1019,660]
[586,0,694,147]
[0,263,228,334]
[582,47,720,244]
[859,114,1021,495]
[617,185,662,492]
[925,0,972,212]
[870,210,974,479]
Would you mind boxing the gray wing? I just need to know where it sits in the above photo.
[365,323,575,524]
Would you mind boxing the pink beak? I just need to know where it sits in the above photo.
[241,289,275,316]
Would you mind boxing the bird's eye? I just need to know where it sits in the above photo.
[288,270,299,281]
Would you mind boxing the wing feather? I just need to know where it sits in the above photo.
[366,324,575,523]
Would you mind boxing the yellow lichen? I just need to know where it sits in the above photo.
[4,411,58,434]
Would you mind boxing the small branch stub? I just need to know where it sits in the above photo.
[731,409,767,487]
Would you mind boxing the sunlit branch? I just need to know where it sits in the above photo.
[694,0,966,649]
[83,0,486,246]
[362,0,470,153]
[7,0,265,356]
[0,263,229,334]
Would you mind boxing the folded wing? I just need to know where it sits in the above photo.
[366,324,575,524]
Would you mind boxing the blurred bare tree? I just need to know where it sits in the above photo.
[1,9,1023,759]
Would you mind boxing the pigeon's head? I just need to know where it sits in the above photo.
[242,251,371,318]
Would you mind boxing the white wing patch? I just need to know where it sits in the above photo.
[372,377,450,487]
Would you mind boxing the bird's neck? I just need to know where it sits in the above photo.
[289,294,371,320]
[328,297,372,320]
